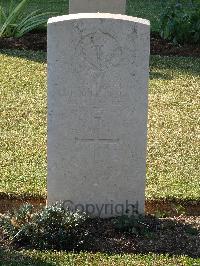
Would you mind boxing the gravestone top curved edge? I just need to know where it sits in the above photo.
[48,13,150,26]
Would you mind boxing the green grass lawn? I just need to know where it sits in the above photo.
[1,249,200,266]
[0,50,199,201]
[1,0,199,32]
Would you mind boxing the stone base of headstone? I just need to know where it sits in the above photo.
[47,13,150,218]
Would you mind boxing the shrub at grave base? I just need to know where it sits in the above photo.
[0,203,90,251]
[0,0,56,38]
[112,214,160,237]
[159,2,200,44]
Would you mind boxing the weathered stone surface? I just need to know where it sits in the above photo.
[69,0,126,14]
[47,13,150,217]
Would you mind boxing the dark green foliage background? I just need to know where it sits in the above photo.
[1,0,200,32]
[160,2,200,44]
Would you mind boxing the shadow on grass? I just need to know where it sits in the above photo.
[1,47,200,77]
[0,247,53,266]
[0,49,46,63]
[150,55,200,79]
[149,71,173,80]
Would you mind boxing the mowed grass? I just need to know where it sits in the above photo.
[147,56,200,200]
[1,249,200,266]
[0,50,199,200]
[0,50,47,198]
[1,0,199,32]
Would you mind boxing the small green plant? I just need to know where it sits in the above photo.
[155,210,171,218]
[0,0,55,37]
[159,2,200,44]
[185,226,199,236]
[112,214,160,237]
[0,203,90,250]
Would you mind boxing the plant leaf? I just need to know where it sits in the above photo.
[14,12,57,37]
[0,0,29,37]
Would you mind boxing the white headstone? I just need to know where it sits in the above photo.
[69,0,126,14]
[47,13,150,217]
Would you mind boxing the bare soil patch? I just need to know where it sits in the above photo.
[81,215,200,257]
